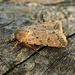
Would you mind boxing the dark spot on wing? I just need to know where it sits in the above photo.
[47,37,50,42]
[27,31,29,33]
[34,28,36,30]
[52,31,55,34]
[36,37,39,39]
[39,40,42,42]
[47,38,50,40]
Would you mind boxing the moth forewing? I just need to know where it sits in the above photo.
[23,22,63,33]
[22,30,67,47]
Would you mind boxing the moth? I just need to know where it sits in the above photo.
[4,22,68,52]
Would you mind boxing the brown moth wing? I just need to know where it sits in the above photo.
[25,22,63,33]
[23,30,67,47]
[14,22,67,47]
[14,21,63,40]
[15,22,62,34]
[36,22,63,33]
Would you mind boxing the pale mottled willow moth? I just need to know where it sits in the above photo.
[5,22,68,52]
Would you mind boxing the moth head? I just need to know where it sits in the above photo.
[14,30,30,42]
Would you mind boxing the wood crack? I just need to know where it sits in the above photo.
[3,46,46,75]
[41,49,74,75]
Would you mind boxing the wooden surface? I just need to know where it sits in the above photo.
[0,1,75,75]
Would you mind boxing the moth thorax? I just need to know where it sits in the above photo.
[15,31,29,42]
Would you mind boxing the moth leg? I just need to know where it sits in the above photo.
[64,30,70,35]
[25,44,43,51]
[35,45,43,55]
[9,41,19,52]
[25,43,36,51]
[36,45,43,51]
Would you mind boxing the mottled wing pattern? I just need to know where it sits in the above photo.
[25,22,63,33]
[25,30,67,47]
[14,22,67,47]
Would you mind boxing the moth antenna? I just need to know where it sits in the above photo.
[0,38,15,43]
[9,41,19,52]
